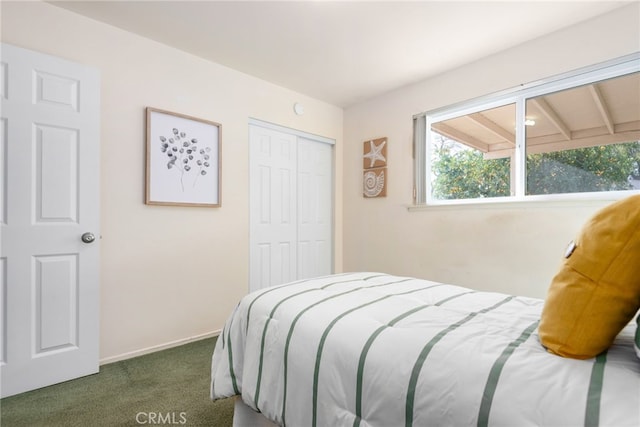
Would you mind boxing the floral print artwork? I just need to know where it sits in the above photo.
[159,127,212,192]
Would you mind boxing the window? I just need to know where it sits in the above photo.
[415,54,640,205]
[429,103,515,200]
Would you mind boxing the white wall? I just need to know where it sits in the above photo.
[343,3,640,299]
[1,1,344,362]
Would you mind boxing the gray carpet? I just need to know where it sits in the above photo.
[0,337,234,426]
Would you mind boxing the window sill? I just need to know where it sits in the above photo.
[407,190,639,212]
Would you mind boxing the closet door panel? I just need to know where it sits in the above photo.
[249,126,297,292]
[297,138,333,279]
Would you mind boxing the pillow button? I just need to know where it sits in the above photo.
[565,240,577,258]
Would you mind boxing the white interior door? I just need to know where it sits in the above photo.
[249,122,333,293]
[0,43,100,398]
[297,138,333,280]
[249,125,298,292]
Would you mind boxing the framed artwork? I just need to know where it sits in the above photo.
[363,137,387,169]
[363,137,387,198]
[363,168,387,198]
[145,107,221,207]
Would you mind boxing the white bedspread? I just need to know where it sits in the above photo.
[211,273,640,427]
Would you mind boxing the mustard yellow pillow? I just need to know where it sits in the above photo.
[539,194,640,359]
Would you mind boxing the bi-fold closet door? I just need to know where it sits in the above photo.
[249,122,333,293]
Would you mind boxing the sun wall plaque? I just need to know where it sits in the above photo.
[363,137,387,198]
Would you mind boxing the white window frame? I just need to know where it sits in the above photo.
[415,53,640,207]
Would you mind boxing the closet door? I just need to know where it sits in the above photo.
[297,138,333,280]
[249,124,333,293]
[249,125,298,292]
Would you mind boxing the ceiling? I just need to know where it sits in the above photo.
[48,1,631,108]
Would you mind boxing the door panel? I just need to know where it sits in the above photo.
[249,126,298,292]
[1,117,6,225]
[34,70,79,111]
[35,254,78,353]
[1,257,6,365]
[297,139,333,280]
[35,125,79,222]
[1,60,7,370]
[0,43,100,398]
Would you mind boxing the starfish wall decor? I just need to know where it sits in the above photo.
[363,137,387,198]
[363,137,387,169]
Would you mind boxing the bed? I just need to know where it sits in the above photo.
[210,272,640,427]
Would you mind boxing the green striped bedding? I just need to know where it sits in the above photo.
[210,273,640,426]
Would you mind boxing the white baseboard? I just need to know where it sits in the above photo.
[99,329,222,365]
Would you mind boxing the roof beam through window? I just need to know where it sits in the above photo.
[431,122,489,152]
[467,113,515,145]
[529,97,572,140]
[588,83,615,135]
